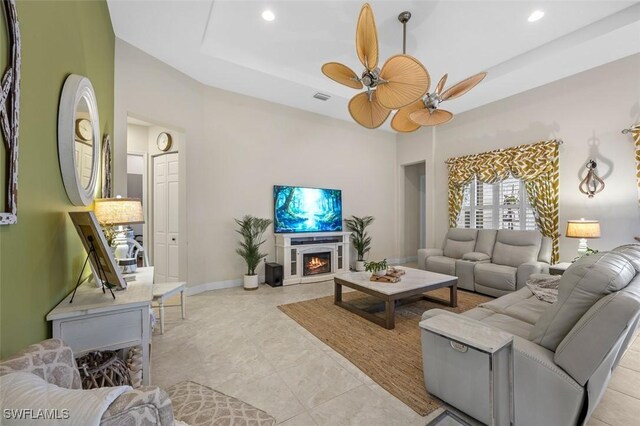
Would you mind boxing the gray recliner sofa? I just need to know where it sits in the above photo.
[418,228,552,296]
[420,244,640,425]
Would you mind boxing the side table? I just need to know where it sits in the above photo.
[420,314,513,425]
[549,262,572,276]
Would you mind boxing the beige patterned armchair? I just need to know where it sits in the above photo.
[0,339,276,426]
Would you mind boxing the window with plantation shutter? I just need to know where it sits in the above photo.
[457,184,472,228]
[456,176,537,231]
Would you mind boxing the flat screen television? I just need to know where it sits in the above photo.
[274,185,342,233]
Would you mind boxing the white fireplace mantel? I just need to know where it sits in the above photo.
[275,232,351,285]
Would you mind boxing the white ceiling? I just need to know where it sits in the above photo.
[108,0,640,132]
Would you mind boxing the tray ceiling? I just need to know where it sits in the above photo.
[108,1,640,131]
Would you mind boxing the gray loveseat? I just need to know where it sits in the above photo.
[418,228,552,296]
[420,244,640,425]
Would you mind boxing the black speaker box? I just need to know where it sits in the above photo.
[265,263,283,287]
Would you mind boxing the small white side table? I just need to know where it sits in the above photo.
[152,282,187,334]
[549,262,572,276]
[420,314,514,425]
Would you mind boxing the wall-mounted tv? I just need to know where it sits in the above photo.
[274,185,342,233]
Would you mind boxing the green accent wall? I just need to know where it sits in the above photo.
[0,1,114,358]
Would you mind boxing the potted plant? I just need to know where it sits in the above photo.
[364,259,388,277]
[235,215,273,290]
[344,215,374,271]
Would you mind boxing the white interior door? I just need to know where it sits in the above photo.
[166,154,180,282]
[153,152,179,282]
[75,141,93,189]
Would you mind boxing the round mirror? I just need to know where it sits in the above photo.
[58,75,100,206]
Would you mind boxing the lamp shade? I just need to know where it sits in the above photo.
[566,219,600,239]
[94,198,144,225]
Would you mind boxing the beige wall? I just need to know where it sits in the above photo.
[397,54,640,261]
[115,40,398,287]
[127,124,148,153]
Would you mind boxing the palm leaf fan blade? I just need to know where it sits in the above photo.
[391,100,424,133]
[377,55,430,110]
[440,72,487,101]
[348,91,390,129]
[435,74,448,95]
[355,3,379,71]
[321,62,363,89]
[409,108,453,127]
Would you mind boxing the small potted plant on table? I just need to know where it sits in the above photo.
[235,215,272,290]
[344,215,374,271]
[364,259,388,277]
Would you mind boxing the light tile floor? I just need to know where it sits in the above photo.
[151,280,640,425]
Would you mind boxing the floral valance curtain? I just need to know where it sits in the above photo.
[631,124,640,204]
[447,140,560,263]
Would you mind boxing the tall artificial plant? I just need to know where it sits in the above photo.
[235,215,273,276]
[344,215,374,261]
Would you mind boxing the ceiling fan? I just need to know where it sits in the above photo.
[321,3,430,129]
[389,10,487,133]
[391,71,487,132]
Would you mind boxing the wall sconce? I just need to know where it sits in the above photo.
[579,159,605,198]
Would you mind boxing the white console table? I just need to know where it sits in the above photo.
[47,267,154,385]
[275,232,350,285]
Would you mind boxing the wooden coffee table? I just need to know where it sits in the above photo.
[334,266,457,330]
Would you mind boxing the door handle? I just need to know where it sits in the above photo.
[171,237,177,242]
[450,341,468,353]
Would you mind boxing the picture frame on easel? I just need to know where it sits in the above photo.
[68,211,127,302]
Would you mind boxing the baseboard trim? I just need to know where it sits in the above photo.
[186,275,265,296]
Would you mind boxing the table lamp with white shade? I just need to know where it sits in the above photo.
[94,197,144,261]
[566,219,600,257]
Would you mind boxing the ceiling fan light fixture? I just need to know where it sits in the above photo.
[261,10,275,22]
[528,10,545,22]
[321,3,485,131]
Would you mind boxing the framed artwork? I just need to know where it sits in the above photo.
[0,0,21,225]
[102,134,112,198]
[69,211,126,291]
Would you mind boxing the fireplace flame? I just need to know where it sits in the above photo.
[307,257,328,270]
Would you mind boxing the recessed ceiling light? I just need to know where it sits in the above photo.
[262,10,275,22]
[528,10,545,22]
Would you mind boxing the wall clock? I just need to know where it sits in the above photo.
[75,118,93,141]
[157,132,172,152]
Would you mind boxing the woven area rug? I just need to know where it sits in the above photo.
[278,287,491,416]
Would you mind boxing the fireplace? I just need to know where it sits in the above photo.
[303,252,331,276]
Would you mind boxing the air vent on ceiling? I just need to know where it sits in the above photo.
[313,92,331,101]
